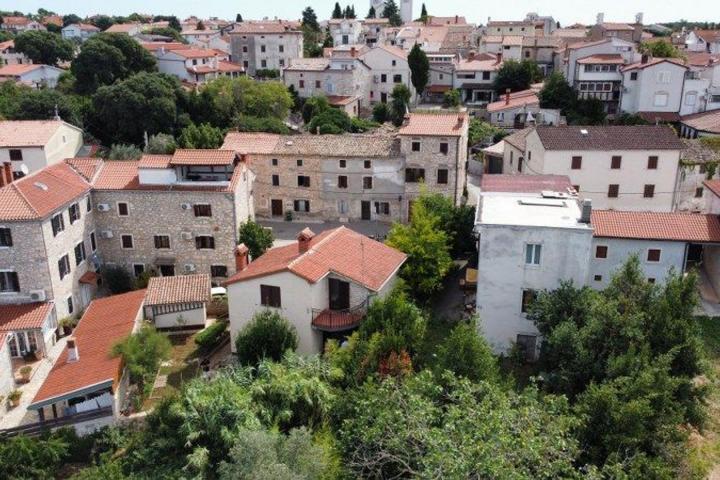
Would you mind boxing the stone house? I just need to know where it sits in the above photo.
[0,40,30,66]
[452,53,503,108]
[620,58,689,118]
[360,45,415,104]
[0,16,46,34]
[229,21,304,76]
[486,21,537,37]
[91,150,255,286]
[329,18,363,46]
[225,226,406,354]
[156,48,243,85]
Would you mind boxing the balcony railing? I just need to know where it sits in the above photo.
[0,406,113,438]
[312,299,369,332]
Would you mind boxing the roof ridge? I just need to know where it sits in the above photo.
[288,226,345,269]
[9,182,39,216]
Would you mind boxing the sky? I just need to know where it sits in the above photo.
[0,0,716,25]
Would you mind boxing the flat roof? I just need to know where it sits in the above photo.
[478,194,590,230]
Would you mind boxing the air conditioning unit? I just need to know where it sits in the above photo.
[181,231,193,241]
[96,204,111,212]
[184,264,196,273]
[29,289,46,302]
[101,230,114,239]
[181,203,192,210]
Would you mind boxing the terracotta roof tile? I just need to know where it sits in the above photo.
[30,290,145,407]
[0,120,68,147]
[621,57,687,72]
[226,226,406,291]
[145,274,211,306]
[480,174,574,194]
[399,112,468,137]
[704,180,720,198]
[170,48,220,59]
[170,149,237,166]
[592,210,720,242]
[577,54,625,64]
[694,30,720,43]
[230,22,302,34]
[681,110,720,134]
[140,41,188,52]
[0,163,91,221]
[0,302,53,331]
[105,23,140,33]
[222,132,281,154]
[138,154,173,169]
[535,125,685,151]
[487,89,539,113]
[222,132,401,157]
[502,128,533,151]
[1,16,30,26]
[600,22,634,31]
[65,158,103,182]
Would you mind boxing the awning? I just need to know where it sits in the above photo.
[78,271,99,286]
[154,257,177,266]
[482,140,505,156]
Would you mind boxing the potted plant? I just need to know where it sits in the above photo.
[7,390,21,408]
[19,366,32,383]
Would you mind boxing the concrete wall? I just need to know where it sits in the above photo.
[0,123,82,176]
[620,62,686,114]
[589,238,686,288]
[152,305,206,329]
[476,223,593,354]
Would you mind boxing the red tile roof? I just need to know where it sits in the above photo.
[170,48,220,59]
[480,174,574,194]
[0,40,14,51]
[79,271,99,286]
[138,154,173,169]
[487,89,539,113]
[170,149,237,166]
[599,22,634,31]
[577,54,625,64]
[222,132,281,154]
[535,125,685,151]
[621,57,687,71]
[140,42,188,52]
[591,210,720,242]
[703,180,720,198]
[65,158,103,182]
[230,22,302,34]
[1,16,30,26]
[31,290,145,407]
[399,112,468,137]
[0,302,53,331]
[145,274,211,306]
[218,61,244,72]
[637,111,682,123]
[225,226,407,292]
[694,30,720,43]
[681,110,720,134]
[0,120,70,147]
[0,163,91,221]
[0,63,45,77]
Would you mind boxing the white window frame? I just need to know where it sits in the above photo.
[154,234,171,250]
[595,244,609,259]
[525,243,542,266]
[117,201,130,217]
[653,91,669,107]
[646,248,662,263]
[0,269,20,294]
[89,230,97,252]
[120,234,134,250]
[132,263,145,277]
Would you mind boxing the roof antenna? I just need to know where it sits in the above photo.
[53,104,60,121]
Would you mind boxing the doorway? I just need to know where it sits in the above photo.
[361,201,371,220]
[271,199,283,217]
[329,278,350,311]
[159,265,175,277]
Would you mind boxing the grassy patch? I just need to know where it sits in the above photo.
[142,333,201,410]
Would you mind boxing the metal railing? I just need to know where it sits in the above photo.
[0,406,113,438]
[311,298,369,332]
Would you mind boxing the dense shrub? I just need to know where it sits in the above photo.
[195,321,228,351]
[102,265,134,294]
[235,310,298,366]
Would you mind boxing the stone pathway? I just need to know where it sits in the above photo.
[0,336,69,429]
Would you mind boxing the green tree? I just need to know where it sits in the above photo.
[196,20,206,30]
[145,132,177,154]
[111,324,172,394]
[178,122,224,149]
[372,102,390,123]
[62,13,82,26]
[302,95,330,123]
[235,310,299,366]
[308,108,352,134]
[91,15,114,31]
[493,59,542,94]
[147,27,185,43]
[238,219,274,259]
[332,2,343,19]
[88,72,182,146]
[236,13,243,23]
[443,88,461,108]
[538,71,577,113]
[1,84,86,127]
[218,428,327,480]
[347,5,357,19]
[614,113,651,125]
[408,43,430,96]
[390,83,411,126]
[301,6,320,32]
[386,199,453,297]
[14,30,74,65]
[367,5,376,18]
[382,0,403,26]
[417,192,476,255]
[108,144,142,160]
[102,265,134,293]
[568,97,607,125]
[640,40,683,58]
[235,114,290,134]
[420,3,429,23]
[436,318,499,382]
[71,33,156,93]
[0,434,70,479]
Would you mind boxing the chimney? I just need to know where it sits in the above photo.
[235,243,249,271]
[297,228,315,253]
[580,199,592,224]
[505,88,511,105]
[2,162,12,186]
[455,15,459,24]
[495,52,502,64]
[641,54,649,64]
[351,46,356,57]
[66,337,79,363]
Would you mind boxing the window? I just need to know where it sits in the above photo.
[90,231,97,252]
[696,187,704,198]
[297,175,311,187]
[595,245,608,259]
[391,60,396,66]
[86,197,92,212]
[439,142,449,155]
[194,204,212,217]
[571,156,582,170]
[521,289,537,313]
[630,72,638,80]
[260,45,266,53]
[338,175,348,188]
[405,168,425,183]
[67,296,74,315]
[261,60,267,68]
[393,74,402,83]
[117,202,129,216]
[296,159,303,166]
[338,199,348,214]
[653,92,669,107]
[437,169,448,184]
[121,234,134,249]
[374,202,390,215]
[647,248,661,262]
[299,80,305,88]
[260,285,281,307]
[482,71,491,80]
[66,203,80,225]
[339,159,346,168]
[648,277,656,284]
[685,91,698,106]
[0,271,19,292]
[380,74,387,83]
[611,156,622,169]
[154,235,170,249]
[411,141,421,152]
[211,265,228,277]
[242,46,248,53]
[195,235,215,249]
[51,213,65,237]
[293,200,310,212]
[272,174,280,186]
[657,71,671,84]
[74,241,86,266]
[363,177,373,189]
[364,160,371,169]
[133,264,145,277]
[573,185,580,192]
[594,275,603,282]
[0,227,11,247]
[9,149,22,161]
[279,45,284,53]
[315,80,321,88]
[58,254,71,280]
[647,156,658,169]
[525,244,542,265]
[272,158,278,166]
[643,184,655,198]
[608,184,619,198]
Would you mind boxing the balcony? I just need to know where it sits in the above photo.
[312,299,368,332]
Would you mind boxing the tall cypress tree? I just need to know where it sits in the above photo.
[367,5,376,19]
[408,43,430,95]
[420,3,428,23]
[332,2,343,19]
[382,0,402,27]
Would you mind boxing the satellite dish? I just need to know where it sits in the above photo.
[20,164,29,175]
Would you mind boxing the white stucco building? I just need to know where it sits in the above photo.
[144,274,211,329]
[225,226,406,354]
[0,64,64,89]
[360,45,414,104]
[620,58,688,117]
[61,23,100,42]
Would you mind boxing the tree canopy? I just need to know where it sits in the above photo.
[408,44,430,95]
[382,0,403,26]
[237,220,274,259]
[493,59,543,94]
[14,30,74,65]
